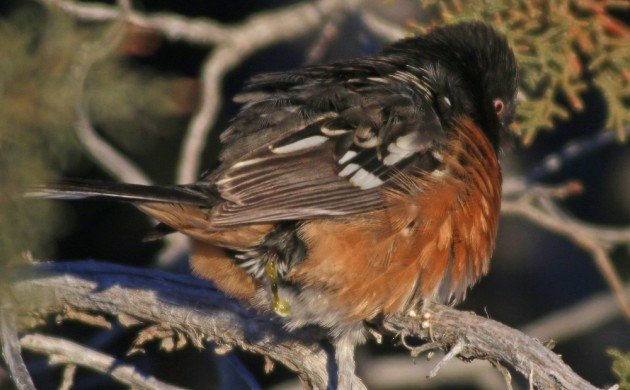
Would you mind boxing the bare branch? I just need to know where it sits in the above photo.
[43,0,354,184]
[385,308,600,389]
[359,10,406,41]
[20,333,183,390]
[59,364,77,390]
[427,340,464,379]
[68,3,153,185]
[358,358,506,390]
[73,105,152,185]
[0,304,36,390]
[175,0,354,183]
[500,128,630,318]
[8,261,604,389]
[176,46,239,184]
[526,126,627,185]
[354,282,629,390]
[40,0,231,45]
[10,261,331,389]
[155,233,190,266]
[524,283,630,342]
[503,126,630,196]
[502,193,630,318]
[304,13,347,65]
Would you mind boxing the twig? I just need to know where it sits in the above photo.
[359,10,406,42]
[40,0,231,45]
[385,308,599,389]
[502,195,630,318]
[500,129,630,318]
[8,261,603,389]
[59,364,77,390]
[68,1,152,185]
[503,127,630,196]
[73,106,152,185]
[176,46,239,183]
[524,283,629,342]
[221,352,263,390]
[0,304,36,390]
[523,128,627,183]
[353,282,628,389]
[304,13,347,65]
[43,0,353,184]
[155,232,189,266]
[492,361,513,390]
[20,333,183,390]
[355,357,507,390]
[427,340,463,379]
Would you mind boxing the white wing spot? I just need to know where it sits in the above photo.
[338,163,360,177]
[395,133,420,151]
[338,150,357,164]
[383,152,408,166]
[321,126,349,136]
[384,143,412,165]
[350,169,384,189]
[232,157,266,168]
[270,135,328,154]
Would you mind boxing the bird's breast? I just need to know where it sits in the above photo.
[288,119,501,322]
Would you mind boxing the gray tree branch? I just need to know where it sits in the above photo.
[6,261,606,389]
[20,333,184,390]
[0,306,36,390]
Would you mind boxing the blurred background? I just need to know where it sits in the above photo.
[0,0,628,389]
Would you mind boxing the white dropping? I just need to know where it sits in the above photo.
[338,163,360,177]
[338,150,358,164]
[444,96,452,107]
[350,168,383,189]
[270,135,328,154]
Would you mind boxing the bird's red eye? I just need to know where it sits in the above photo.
[493,99,505,116]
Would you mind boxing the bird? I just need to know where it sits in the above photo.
[30,21,518,388]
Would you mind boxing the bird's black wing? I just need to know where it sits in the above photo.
[203,59,446,227]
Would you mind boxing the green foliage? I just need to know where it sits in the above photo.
[0,5,75,269]
[609,349,630,389]
[0,4,196,270]
[419,0,629,143]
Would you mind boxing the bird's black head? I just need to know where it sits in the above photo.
[385,22,518,148]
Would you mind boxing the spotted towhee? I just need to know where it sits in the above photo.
[32,22,518,388]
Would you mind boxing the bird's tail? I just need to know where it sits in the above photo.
[26,179,211,206]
